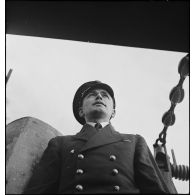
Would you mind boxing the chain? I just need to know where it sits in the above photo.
[154,54,189,148]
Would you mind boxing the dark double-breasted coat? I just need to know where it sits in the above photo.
[23,124,171,194]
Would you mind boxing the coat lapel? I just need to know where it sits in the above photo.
[74,124,97,142]
[79,124,123,152]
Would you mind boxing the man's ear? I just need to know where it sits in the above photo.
[79,107,84,118]
[111,109,116,119]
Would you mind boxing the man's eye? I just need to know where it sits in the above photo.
[88,93,96,97]
[102,93,109,97]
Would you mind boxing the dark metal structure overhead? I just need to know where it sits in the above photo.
[6,1,189,52]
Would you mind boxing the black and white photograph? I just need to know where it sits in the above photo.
[5,1,189,194]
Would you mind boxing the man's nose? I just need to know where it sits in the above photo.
[96,93,103,99]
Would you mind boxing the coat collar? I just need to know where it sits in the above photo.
[74,124,97,141]
[86,121,109,128]
[74,123,123,152]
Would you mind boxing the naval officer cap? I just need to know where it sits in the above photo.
[73,80,116,125]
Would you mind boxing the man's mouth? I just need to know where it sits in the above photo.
[93,102,106,107]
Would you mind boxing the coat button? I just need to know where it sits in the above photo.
[75,184,83,191]
[76,169,84,175]
[110,155,116,161]
[112,169,119,175]
[78,154,84,160]
[113,185,120,191]
[70,149,75,154]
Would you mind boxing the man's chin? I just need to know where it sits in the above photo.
[88,110,106,118]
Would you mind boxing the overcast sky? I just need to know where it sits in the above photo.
[6,34,189,193]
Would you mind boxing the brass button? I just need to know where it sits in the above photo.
[113,185,120,191]
[75,184,83,191]
[110,155,116,161]
[76,169,84,175]
[70,149,75,154]
[112,169,119,175]
[78,154,84,160]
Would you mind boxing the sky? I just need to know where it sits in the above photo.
[6,34,189,193]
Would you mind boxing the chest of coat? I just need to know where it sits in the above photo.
[59,140,136,193]
[62,140,135,167]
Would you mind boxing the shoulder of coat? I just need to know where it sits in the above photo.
[120,133,137,140]
[52,135,74,143]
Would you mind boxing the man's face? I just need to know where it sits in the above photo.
[79,88,115,122]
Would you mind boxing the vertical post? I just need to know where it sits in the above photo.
[171,149,177,166]
[6,69,13,85]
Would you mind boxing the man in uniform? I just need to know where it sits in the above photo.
[23,80,171,194]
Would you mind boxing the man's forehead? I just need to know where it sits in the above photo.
[89,88,109,93]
